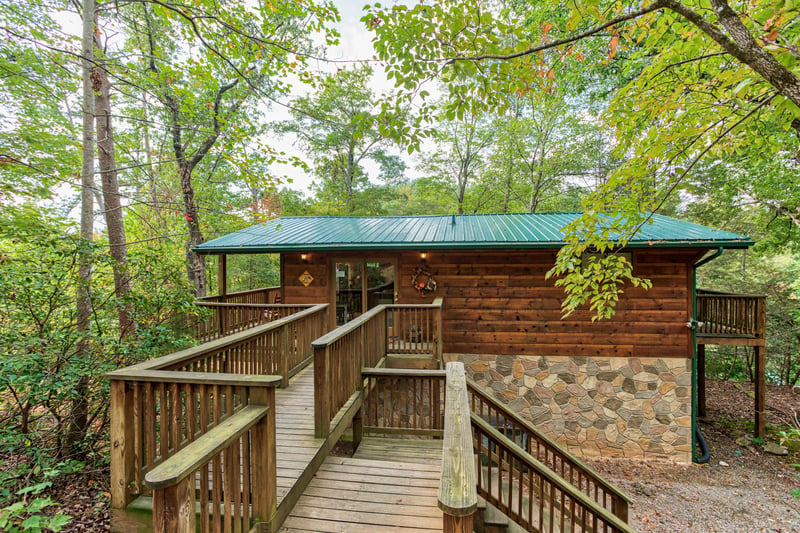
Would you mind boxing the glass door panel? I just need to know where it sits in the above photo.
[366,261,395,310]
[335,261,363,325]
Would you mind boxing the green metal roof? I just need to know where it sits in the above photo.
[193,213,754,254]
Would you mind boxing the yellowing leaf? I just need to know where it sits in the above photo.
[608,35,619,60]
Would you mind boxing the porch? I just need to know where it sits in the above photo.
[108,293,633,532]
[695,289,768,437]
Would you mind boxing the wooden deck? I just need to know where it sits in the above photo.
[280,438,444,532]
[274,365,325,506]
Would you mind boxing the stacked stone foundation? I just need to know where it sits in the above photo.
[454,354,693,463]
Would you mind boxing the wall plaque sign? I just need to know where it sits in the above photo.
[299,270,314,287]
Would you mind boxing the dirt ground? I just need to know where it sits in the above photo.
[32,379,800,532]
[588,379,800,532]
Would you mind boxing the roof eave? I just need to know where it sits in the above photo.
[193,239,754,254]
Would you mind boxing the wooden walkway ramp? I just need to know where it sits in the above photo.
[280,438,444,532]
[272,364,329,525]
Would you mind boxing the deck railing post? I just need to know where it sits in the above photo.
[109,379,135,509]
[314,343,331,438]
[151,476,195,533]
[250,387,277,529]
[434,297,443,367]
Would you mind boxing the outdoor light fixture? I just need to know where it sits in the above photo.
[420,252,427,265]
[301,253,308,264]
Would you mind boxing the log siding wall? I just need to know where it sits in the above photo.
[282,249,698,359]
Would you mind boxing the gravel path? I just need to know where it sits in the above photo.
[588,380,800,532]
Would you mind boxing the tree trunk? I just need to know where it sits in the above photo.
[93,33,136,339]
[179,164,207,297]
[66,0,96,457]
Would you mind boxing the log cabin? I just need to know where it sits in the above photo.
[194,212,761,465]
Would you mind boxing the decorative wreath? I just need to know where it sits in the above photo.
[412,267,437,296]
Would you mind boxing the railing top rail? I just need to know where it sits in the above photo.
[114,304,328,373]
[144,405,268,490]
[362,367,446,378]
[471,414,635,532]
[197,286,279,301]
[312,297,444,348]
[386,297,443,310]
[438,362,477,517]
[194,302,314,309]
[105,369,282,387]
[312,305,387,347]
[467,380,632,505]
[697,288,766,298]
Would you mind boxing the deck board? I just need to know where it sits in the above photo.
[274,365,325,510]
[280,437,444,532]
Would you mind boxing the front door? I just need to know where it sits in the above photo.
[334,259,396,325]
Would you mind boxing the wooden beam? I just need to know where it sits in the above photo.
[151,476,195,533]
[109,380,135,509]
[438,362,477,527]
[218,254,227,297]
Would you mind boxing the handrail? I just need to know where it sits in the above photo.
[472,415,635,533]
[467,380,632,517]
[108,372,280,511]
[142,397,276,533]
[313,297,444,348]
[198,286,280,303]
[313,298,443,438]
[312,304,385,347]
[116,304,327,373]
[145,405,268,489]
[362,368,446,377]
[439,362,477,532]
[696,292,765,338]
[195,302,309,309]
[697,288,766,298]
[107,370,281,387]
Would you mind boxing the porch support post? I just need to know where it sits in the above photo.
[217,253,227,297]
[754,297,767,439]
[755,345,766,439]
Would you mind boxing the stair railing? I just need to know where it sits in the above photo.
[472,415,635,533]
[468,381,631,522]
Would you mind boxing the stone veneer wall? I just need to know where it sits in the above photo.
[455,354,693,463]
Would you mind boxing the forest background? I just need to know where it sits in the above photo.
[1,0,800,529]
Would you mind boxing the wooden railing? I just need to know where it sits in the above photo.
[387,298,443,358]
[144,401,276,533]
[696,289,766,338]
[312,298,443,438]
[127,305,327,384]
[472,415,635,533]
[108,304,326,525]
[354,364,631,533]
[439,362,478,533]
[468,381,631,522]
[108,372,280,514]
[195,302,310,340]
[198,286,280,305]
[361,368,445,436]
